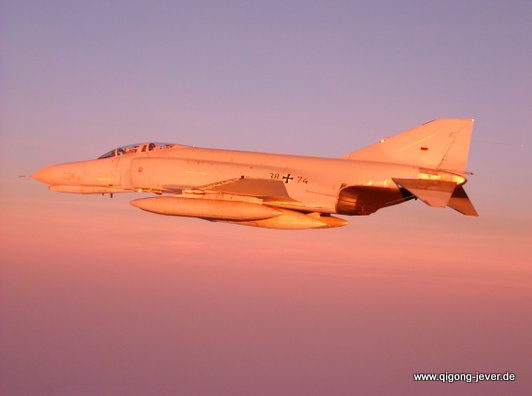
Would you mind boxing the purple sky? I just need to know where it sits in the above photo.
[1,1,531,395]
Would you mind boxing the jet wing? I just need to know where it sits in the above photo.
[199,177,290,197]
[162,177,290,197]
[199,177,319,210]
[156,176,342,229]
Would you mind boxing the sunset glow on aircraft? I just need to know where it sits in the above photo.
[33,118,477,229]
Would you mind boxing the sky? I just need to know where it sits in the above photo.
[1,1,531,395]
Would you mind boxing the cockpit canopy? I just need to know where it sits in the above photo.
[98,142,176,159]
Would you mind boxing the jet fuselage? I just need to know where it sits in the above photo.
[33,119,478,229]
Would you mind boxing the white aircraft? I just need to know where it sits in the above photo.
[33,118,478,229]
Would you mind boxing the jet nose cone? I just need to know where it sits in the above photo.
[32,166,55,185]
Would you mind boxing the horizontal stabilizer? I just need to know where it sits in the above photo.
[447,185,479,216]
[393,178,457,208]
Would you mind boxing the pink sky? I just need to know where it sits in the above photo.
[1,1,531,395]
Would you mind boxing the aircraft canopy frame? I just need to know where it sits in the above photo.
[98,142,177,159]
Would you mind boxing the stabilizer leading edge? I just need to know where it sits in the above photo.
[447,185,479,216]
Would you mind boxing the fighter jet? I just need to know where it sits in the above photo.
[32,118,478,229]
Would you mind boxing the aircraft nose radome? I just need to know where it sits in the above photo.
[32,166,55,185]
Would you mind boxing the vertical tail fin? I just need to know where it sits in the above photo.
[342,119,474,172]
[343,119,478,216]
